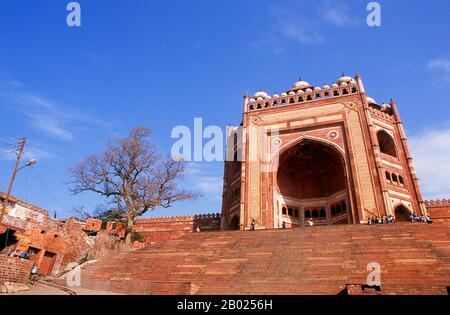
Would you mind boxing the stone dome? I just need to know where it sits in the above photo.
[323,85,330,90]
[291,80,311,91]
[366,96,377,105]
[337,75,353,84]
[381,103,391,111]
[254,91,268,99]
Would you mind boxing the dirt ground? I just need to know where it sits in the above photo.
[3,283,123,295]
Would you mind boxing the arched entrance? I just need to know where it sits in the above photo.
[229,215,240,230]
[394,204,411,222]
[275,139,350,226]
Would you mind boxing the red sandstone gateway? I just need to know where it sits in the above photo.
[221,74,432,230]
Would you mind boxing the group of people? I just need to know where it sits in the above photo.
[409,214,433,224]
[5,247,31,259]
[367,213,433,225]
[368,215,395,225]
[1,246,40,283]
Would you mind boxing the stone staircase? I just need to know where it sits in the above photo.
[78,223,450,295]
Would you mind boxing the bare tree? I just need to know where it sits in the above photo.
[70,127,197,242]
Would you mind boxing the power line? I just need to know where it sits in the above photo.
[0,130,18,142]
[30,166,66,214]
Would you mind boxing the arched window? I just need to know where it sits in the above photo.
[392,173,398,184]
[385,171,391,181]
[282,207,287,215]
[320,209,326,218]
[336,204,342,214]
[377,130,397,157]
[257,103,262,109]
[305,210,311,218]
[342,202,347,212]
[331,206,336,215]
[288,208,293,216]
[289,98,295,104]
[399,175,405,186]
[312,209,319,218]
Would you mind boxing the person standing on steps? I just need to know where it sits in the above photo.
[250,218,256,231]
[282,221,286,229]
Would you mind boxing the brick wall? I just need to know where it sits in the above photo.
[0,256,34,284]
[425,199,450,222]
[133,213,221,245]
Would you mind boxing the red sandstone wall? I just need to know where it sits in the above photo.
[425,199,450,222]
[133,214,221,245]
[0,256,33,284]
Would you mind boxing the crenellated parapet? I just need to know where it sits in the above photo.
[368,105,393,121]
[134,213,221,224]
[246,75,360,112]
[425,199,450,206]
[425,199,450,222]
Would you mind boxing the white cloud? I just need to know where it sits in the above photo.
[426,56,450,85]
[185,162,223,198]
[278,19,323,46]
[261,2,359,48]
[409,125,450,200]
[324,5,359,27]
[0,81,113,141]
[197,176,223,195]
[427,57,450,73]
[29,113,74,141]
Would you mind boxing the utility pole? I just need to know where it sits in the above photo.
[0,138,26,227]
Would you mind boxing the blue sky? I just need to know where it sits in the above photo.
[1,0,450,219]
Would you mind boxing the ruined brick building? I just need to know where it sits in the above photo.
[221,74,449,230]
[0,192,126,278]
